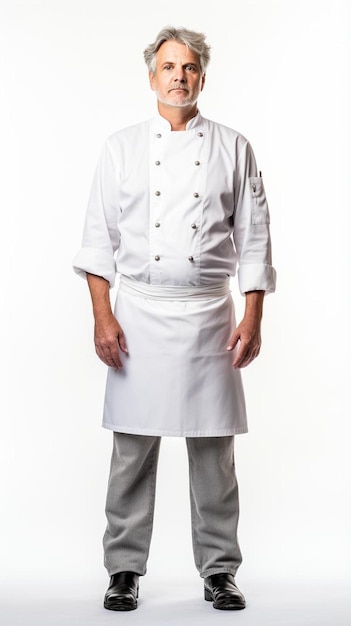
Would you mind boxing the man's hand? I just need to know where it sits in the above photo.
[227,318,261,368]
[86,273,128,369]
[226,290,264,369]
[94,314,128,369]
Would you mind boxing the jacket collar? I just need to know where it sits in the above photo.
[155,110,203,131]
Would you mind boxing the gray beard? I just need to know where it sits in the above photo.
[155,89,200,108]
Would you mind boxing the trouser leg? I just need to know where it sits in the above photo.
[186,435,242,578]
[103,432,161,576]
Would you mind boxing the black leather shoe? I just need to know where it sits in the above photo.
[104,571,139,611]
[204,573,246,610]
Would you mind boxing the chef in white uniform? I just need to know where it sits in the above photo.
[73,26,276,612]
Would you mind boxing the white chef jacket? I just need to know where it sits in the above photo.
[73,111,276,436]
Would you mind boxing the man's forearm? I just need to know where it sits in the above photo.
[86,273,113,319]
[243,290,264,323]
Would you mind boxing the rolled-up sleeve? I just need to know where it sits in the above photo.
[73,139,120,288]
[233,141,276,295]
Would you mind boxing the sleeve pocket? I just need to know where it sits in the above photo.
[249,177,270,225]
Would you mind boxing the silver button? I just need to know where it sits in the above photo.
[191,223,197,229]
[193,192,199,198]
[188,256,194,262]
[156,133,162,138]
[252,184,256,193]
[197,132,203,137]
[155,222,160,228]
[155,190,161,196]
[154,255,160,261]
[195,160,200,166]
[155,160,161,166]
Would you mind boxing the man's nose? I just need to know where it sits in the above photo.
[174,67,187,83]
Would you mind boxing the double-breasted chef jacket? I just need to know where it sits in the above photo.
[73,111,276,437]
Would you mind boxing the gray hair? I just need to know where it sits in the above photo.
[144,26,211,75]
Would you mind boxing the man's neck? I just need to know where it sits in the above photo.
[157,102,198,131]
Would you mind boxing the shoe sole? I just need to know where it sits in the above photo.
[104,600,137,611]
[204,587,246,610]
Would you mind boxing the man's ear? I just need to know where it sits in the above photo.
[201,73,206,92]
[149,71,156,91]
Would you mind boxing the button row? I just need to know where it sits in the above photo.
[155,132,204,139]
[153,222,197,229]
[154,160,200,166]
[154,191,200,197]
[154,255,195,262]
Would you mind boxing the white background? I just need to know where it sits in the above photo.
[1,0,350,624]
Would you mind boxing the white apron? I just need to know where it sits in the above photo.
[102,276,247,437]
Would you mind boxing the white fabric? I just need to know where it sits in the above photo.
[73,111,276,436]
[119,275,231,300]
[73,112,276,293]
[103,281,247,436]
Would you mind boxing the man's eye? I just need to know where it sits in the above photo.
[185,65,196,71]
[164,65,172,70]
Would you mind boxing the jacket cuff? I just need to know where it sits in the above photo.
[238,263,276,295]
[72,247,117,288]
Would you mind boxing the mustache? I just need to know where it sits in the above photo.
[169,83,189,92]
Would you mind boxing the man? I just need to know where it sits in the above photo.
[73,26,276,612]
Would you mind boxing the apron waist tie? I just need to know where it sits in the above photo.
[119,276,231,301]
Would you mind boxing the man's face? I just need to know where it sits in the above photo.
[149,40,205,109]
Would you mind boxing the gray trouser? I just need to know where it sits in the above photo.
[103,433,242,579]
